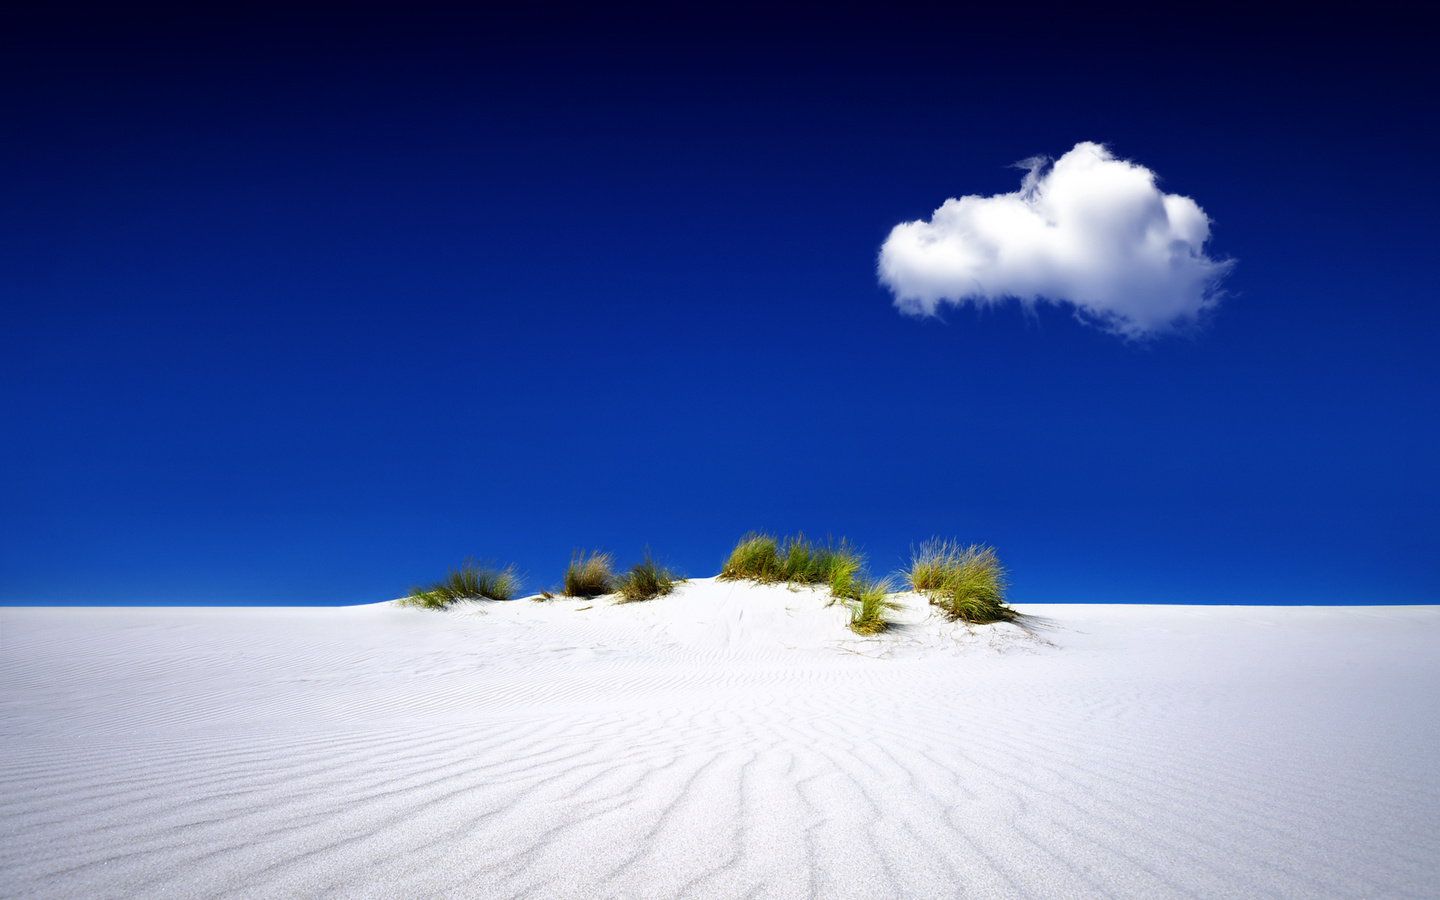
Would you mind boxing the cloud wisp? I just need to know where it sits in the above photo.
[878,142,1234,339]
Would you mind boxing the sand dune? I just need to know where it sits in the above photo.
[2,578,1437,898]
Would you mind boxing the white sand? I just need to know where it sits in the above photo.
[2,578,1437,899]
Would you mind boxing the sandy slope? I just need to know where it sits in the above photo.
[2,578,1437,899]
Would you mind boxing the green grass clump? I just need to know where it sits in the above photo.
[719,532,782,581]
[907,541,1015,624]
[614,551,684,604]
[720,532,863,592]
[846,576,901,635]
[817,548,863,599]
[908,538,962,592]
[563,550,615,597]
[400,559,518,608]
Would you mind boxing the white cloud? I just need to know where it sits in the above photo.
[878,142,1234,339]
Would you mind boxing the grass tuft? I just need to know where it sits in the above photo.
[818,548,863,601]
[563,550,615,597]
[614,550,685,604]
[399,559,519,608]
[907,541,1015,624]
[719,532,782,581]
[846,576,901,635]
[908,538,960,592]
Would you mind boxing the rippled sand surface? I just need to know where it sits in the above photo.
[3,580,1437,898]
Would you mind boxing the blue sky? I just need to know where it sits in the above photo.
[3,5,1436,605]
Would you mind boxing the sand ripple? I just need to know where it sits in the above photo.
[2,586,1437,898]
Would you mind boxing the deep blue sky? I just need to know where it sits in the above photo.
[3,4,1436,605]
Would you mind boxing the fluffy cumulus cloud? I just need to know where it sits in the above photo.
[878,142,1234,339]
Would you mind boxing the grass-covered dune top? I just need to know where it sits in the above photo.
[396,533,1016,631]
[719,532,896,635]
[718,531,1017,631]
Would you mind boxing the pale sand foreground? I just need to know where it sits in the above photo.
[2,579,1437,899]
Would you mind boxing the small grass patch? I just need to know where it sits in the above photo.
[614,550,684,604]
[563,550,615,597]
[907,541,1015,624]
[399,559,518,608]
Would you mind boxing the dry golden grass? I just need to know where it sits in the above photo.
[614,551,684,604]
[400,559,519,608]
[563,550,615,597]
